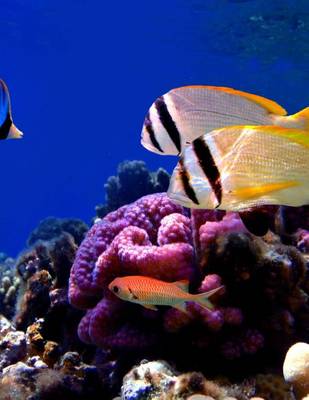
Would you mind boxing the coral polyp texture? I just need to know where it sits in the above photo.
[0,254,19,319]
[69,193,309,375]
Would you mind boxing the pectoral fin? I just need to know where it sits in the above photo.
[173,302,188,314]
[173,279,189,291]
[142,304,158,311]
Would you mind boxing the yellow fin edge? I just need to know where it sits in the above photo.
[251,125,309,149]
[173,85,287,116]
[233,181,299,200]
[289,107,309,130]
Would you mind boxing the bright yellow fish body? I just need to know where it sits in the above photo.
[168,126,309,212]
[108,275,221,313]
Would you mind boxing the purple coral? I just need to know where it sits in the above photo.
[69,194,186,306]
[70,194,195,348]
[69,193,309,374]
[199,212,247,255]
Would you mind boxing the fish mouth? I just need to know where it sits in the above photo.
[8,124,23,139]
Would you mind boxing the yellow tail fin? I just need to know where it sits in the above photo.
[273,107,309,130]
[291,107,309,130]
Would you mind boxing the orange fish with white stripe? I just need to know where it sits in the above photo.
[141,85,309,155]
[108,275,222,313]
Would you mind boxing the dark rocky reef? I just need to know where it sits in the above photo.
[14,232,85,348]
[0,220,119,398]
[0,254,19,320]
[0,174,308,399]
[27,217,89,247]
[119,359,292,400]
[0,314,105,400]
[95,160,170,218]
[70,193,309,387]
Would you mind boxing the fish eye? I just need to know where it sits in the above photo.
[112,286,119,293]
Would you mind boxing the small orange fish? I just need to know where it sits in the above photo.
[108,275,222,313]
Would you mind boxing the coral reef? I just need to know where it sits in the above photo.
[27,217,89,246]
[0,254,19,319]
[95,160,170,218]
[283,342,309,399]
[1,178,308,398]
[0,234,114,398]
[0,315,27,371]
[0,345,105,400]
[120,359,234,400]
[69,193,309,380]
[254,373,291,400]
[15,233,78,330]
[118,359,292,400]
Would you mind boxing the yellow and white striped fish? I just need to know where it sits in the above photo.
[108,275,222,313]
[0,80,23,140]
[141,85,309,155]
[167,125,309,211]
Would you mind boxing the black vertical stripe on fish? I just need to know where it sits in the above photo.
[192,137,222,206]
[179,157,199,205]
[0,112,12,140]
[144,112,164,153]
[155,96,181,154]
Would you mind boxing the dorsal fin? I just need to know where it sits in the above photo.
[249,125,309,149]
[173,85,287,116]
[173,279,189,291]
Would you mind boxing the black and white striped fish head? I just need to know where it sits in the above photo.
[167,150,220,210]
[141,112,166,155]
[0,80,23,140]
[141,95,183,156]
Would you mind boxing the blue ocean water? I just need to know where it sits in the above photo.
[0,0,308,256]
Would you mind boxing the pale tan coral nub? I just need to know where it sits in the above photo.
[283,342,309,399]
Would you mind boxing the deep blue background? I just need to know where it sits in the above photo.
[0,0,308,255]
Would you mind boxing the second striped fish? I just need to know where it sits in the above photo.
[167,125,309,211]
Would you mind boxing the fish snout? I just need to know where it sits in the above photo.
[8,124,23,139]
[108,279,121,297]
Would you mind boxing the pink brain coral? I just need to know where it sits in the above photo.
[68,194,249,350]
[69,194,192,309]
[69,193,225,349]
[69,193,308,363]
